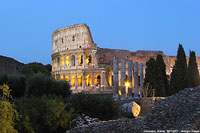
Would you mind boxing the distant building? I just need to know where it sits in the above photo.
[0,55,24,74]
[51,24,200,93]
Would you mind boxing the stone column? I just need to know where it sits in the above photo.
[64,56,66,68]
[91,72,94,89]
[121,59,126,100]
[82,73,85,89]
[83,53,86,68]
[75,54,78,67]
[134,62,139,98]
[140,64,144,98]
[128,60,133,99]
[75,74,77,89]
[113,56,119,99]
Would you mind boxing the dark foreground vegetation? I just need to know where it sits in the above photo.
[0,64,120,132]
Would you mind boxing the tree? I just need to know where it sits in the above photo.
[21,62,51,76]
[25,73,71,99]
[185,51,200,88]
[155,54,169,96]
[144,58,157,96]
[0,85,18,133]
[170,44,187,95]
[15,95,74,132]
[8,74,26,98]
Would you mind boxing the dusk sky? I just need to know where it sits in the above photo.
[0,0,199,65]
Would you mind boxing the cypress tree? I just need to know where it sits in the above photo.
[155,54,169,96]
[185,51,200,88]
[170,44,187,95]
[144,58,157,96]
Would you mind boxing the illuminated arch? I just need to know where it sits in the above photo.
[86,54,92,65]
[77,75,82,86]
[85,75,91,86]
[60,75,64,80]
[71,55,75,66]
[65,75,69,82]
[71,75,75,86]
[78,54,83,66]
[66,56,69,66]
[61,56,64,66]
[94,74,101,86]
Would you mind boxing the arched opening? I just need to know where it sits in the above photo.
[61,56,64,67]
[85,75,91,86]
[66,56,69,66]
[95,74,101,86]
[65,75,69,82]
[78,75,82,86]
[78,54,83,66]
[71,75,75,86]
[71,55,75,66]
[86,54,92,65]
[57,57,60,67]
[60,75,64,80]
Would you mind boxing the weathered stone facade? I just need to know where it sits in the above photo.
[0,55,24,74]
[51,24,200,94]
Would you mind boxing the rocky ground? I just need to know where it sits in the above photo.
[67,86,200,132]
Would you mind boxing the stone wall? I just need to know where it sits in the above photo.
[0,55,24,74]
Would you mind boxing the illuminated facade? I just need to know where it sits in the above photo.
[51,24,200,94]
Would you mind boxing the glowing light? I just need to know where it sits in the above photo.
[85,75,91,86]
[124,81,131,88]
[118,89,121,95]
[60,75,64,80]
[71,75,75,86]
[66,56,69,66]
[65,75,69,82]
[61,56,64,66]
[86,54,92,65]
[78,54,83,65]
[78,75,82,86]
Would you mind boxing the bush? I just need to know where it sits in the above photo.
[8,74,26,98]
[0,73,8,85]
[15,95,74,132]
[71,93,120,120]
[0,84,18,133]
[25,73,71,98]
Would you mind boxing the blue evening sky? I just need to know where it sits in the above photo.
[0,0,199,64]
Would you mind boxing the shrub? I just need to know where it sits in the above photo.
[15,95,74,132]
[0,73,8,85]
[8,74,26,98]
[0,84,18,133]
[71,93,120,120]
[25,73,71,98]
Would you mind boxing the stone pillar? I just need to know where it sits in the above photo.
[140,64,144,98]
[113,56,119,99]
[82,73,85,89]
[121,59,126,100]
[83,53,86,68]
[64,56,66,68]
[128,60,133,99]
[134,62,139,98]
[91,72,94,89]
[75,54,78,67]
[75,74,77,89]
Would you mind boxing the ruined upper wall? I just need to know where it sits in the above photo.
[52,24,95,54]
[0,55,24,74]
[134,50,164,56]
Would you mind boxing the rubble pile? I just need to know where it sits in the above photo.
[67,86,200,132]
[143,86,200,130]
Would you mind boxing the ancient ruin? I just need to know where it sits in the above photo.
[51,24,200,95]
[0,55,24,74]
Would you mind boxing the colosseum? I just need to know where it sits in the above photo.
[51,24,200,94]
